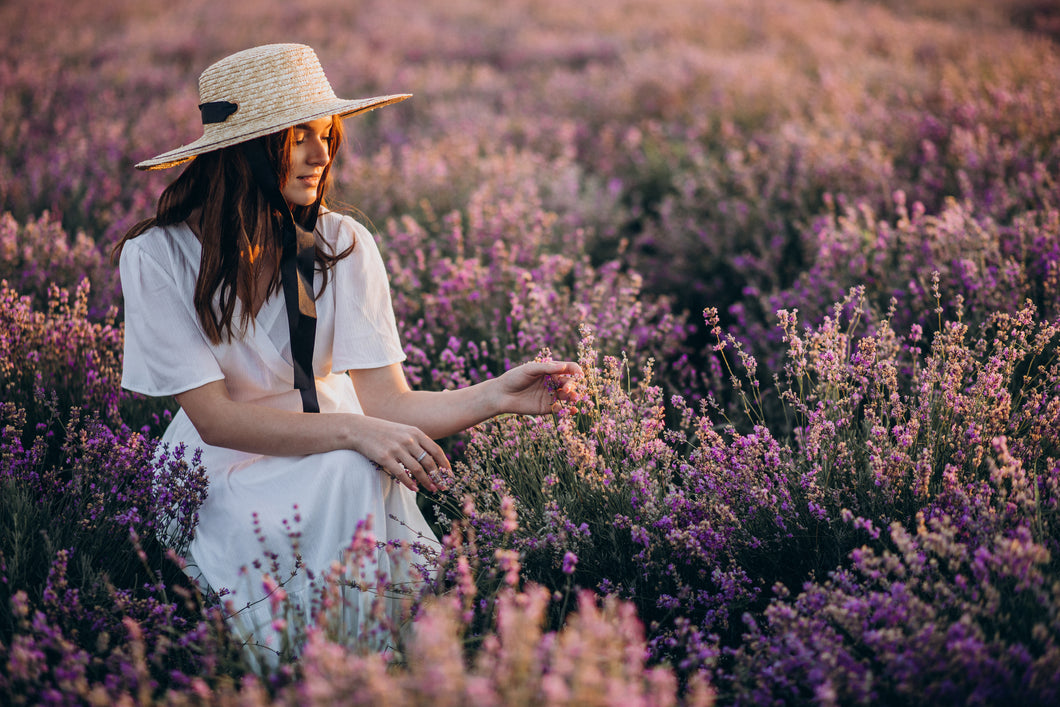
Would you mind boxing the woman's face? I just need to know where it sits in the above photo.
[281,117,334,207]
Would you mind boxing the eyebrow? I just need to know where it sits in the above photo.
[293,120,334,131]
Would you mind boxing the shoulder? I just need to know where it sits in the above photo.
[318,210,381,258]
[119,223,201,286]
[120,223,195,265]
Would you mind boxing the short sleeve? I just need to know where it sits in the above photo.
[330,218,406,371]
[119,237,225,397]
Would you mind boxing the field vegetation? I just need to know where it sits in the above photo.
[3,0,1060,703]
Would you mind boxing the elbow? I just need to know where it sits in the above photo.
[194,423,223,448]
[183,409,224,448]
[185,401,244,449]
[175,382,234,449]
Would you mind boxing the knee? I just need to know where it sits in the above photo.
[316,449,387,496]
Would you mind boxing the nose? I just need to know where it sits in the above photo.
[308,136,330,166]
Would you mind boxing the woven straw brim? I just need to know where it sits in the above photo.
[135,93,410,170]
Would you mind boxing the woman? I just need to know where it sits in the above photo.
[115,44,580,658]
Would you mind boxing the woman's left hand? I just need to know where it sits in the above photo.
[494,360,583,416]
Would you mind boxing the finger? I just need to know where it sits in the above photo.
[422,439,452,491]
[421,439,452,491]
[392,452,428,492]
[557,361,583,376]
[400,439,450,493]
[526,361,574,379]
[552,376,581,401]
[381,460,419,492]
[412,448,435,471]
[539,360,582,377]
[426,445,452,489]
[405,448,440,486]
[539,362,583,397]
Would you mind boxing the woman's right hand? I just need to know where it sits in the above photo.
[349,414,449,494]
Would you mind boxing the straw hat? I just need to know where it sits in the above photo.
[136,43,410,170]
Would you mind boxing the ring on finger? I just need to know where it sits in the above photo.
[415,450,428,463]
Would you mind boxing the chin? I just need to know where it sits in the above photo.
[284,193,318,208]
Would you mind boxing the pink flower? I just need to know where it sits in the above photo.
[500,495,518,533]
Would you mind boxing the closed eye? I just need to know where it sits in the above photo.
[292,118,334,146]
[294,133,331,146]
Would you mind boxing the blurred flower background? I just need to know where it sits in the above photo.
[3,0,1060,704]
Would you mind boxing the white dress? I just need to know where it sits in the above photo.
[119,211,437,658]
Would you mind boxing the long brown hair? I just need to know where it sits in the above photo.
[113,118,353,344]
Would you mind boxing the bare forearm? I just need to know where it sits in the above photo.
[360,378,505,439]
[187,395,361,456]
[351,360,581,439]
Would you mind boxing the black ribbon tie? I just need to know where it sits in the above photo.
[241,140,321,413]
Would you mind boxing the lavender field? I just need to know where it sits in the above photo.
[4,0,1060,704]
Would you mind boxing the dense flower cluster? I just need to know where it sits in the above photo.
[3,0,1060,703]
[0,280,124,433]
[380,198,692,395]
[434,290,1060,701]
[0,211,118,316]
[0,276,225,703]
[726,502,1060,704]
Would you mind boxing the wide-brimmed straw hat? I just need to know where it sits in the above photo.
[136,43,410,170]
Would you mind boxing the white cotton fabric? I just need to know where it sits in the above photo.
[120,212,437,659]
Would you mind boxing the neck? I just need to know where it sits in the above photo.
[185,207,204,241]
